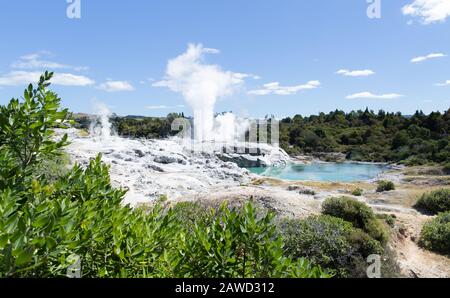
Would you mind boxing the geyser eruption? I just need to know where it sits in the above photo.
[154,44,249,143]
[90,102,114,141]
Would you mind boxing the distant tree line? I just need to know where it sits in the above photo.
[279,108,450,165]
[72,113,186,139]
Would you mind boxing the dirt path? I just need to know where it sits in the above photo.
[390,213,450,278]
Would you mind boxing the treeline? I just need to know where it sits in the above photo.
[72,113,186,139]
[112,113,185,139]
[280,109,450,165]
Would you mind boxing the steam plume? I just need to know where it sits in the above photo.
[154,44,247,142]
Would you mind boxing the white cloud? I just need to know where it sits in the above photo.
[233,73,260,80]
[336,69,375,77]
[402,0,450,24]
[346,92,404,100]
[411,52,446,63]
[146,104,185,110]
[248,80,320,96]
[0,71,95,87]
[11,52,89,71]
[97,81,135,92]
[52,73,95,86]
[435,80,450,86]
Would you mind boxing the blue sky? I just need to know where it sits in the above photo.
[0,0,449,118]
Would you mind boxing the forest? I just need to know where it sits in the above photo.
[279,109,450,165]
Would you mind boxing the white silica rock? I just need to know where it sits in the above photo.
[57,128,290,206]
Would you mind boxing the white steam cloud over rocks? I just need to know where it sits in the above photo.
[61,126,289,206]
[153,44,250,143]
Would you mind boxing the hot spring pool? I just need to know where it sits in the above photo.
[248,162,389,182]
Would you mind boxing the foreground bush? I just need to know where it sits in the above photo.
[376,180,395,192]
[322,197,389,244]
[178,203,328,278]
[415,189,450,214]
[0,73,327,278]
[280,215,383,277]
[419,212,450,255]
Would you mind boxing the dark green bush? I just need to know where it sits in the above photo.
[280,215,385,277]
[376,180,395,192]
[347,229,383,257]
[415,189,450,214]
[443,163,450,175]
[322,197,389,244]
[351,188,363,196]
[419,212,450,255]
[376,214,396,227]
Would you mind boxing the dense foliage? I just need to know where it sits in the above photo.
[279,109,450,165]
[419,212,450,255]
[281,196,401,278]
[415,189,450,214]
[73,113,185,139]
[0,74,327,278]
[280,215,383,277]
[322,197,389,244]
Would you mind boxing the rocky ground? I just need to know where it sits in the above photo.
[60,128,289,205]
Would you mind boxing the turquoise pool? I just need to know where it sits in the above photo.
[248,162,388,182]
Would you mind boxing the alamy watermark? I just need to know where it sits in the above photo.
[367,0,381,19]
[366,254,381,278]
[67,254,82,278]
[66,0,81,19]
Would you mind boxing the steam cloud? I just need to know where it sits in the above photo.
[90,102,115,141]
[154,44,248,142]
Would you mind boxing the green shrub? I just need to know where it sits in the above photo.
[443,163,450,175]
[170,201,213,231]
[419,212,450,255]
[347,229,383,257]
[376,214,396,227]
[179,203,328,278]
[281,215,355,277]
[322,197,389,244]
[280,215,383,277]
[31,151,71,182]
[351,188,363,196]
[376,180,395,192]
[415,189,450,214]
